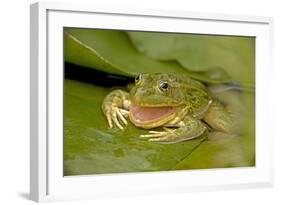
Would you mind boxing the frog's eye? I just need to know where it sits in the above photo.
[135,74,141,84]
[159,81,169,91]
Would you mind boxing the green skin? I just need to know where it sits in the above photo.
[102,73,233,143]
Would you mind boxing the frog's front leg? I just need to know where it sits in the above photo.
[140,117,207,143]
[102,89,130,130]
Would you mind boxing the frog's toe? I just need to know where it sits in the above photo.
[112,111,124,130]
[140,130,179,143]
[105,114,113,128]
[119,109,129,117]
[148,134,176,142]
[116,109,128,125]
[148,136,171,142]
[105,107,128,130]
[139,131,168,139]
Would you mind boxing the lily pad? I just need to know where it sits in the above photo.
[127,31,255,84]
[64,79,207,175]
[64,28,231,84]
[63,29,255,176]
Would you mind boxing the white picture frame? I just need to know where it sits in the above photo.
[30,2,274,202]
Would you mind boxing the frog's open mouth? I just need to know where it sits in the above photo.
[129,103,177,129]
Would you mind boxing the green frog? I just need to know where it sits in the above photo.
[102,73,233,143]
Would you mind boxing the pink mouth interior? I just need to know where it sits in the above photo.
[129,104,176,123]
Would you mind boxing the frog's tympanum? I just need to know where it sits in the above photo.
[102,73,233,143]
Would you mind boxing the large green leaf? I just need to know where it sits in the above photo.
[64,28,231,84]
[127,31,255,85]
[64,79,206,175]
[63,28,255,176]
[64,28,186,77]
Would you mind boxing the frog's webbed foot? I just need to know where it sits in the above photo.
[102,89,130,130]
[140,118,207,143]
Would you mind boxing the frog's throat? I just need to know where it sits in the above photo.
[129,104,178,129]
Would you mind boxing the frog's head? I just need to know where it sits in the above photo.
[129,73,191,129]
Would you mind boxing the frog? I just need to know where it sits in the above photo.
[102,73,233,143]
